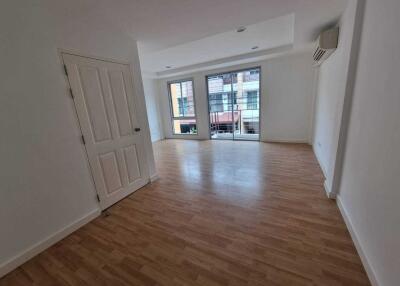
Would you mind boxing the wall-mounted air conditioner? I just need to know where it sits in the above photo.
[313,27,339,66]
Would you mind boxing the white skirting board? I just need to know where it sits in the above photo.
[0,209,101,278]
[150,173,159,183]
[336,195,379,286]
[262,139,310,144]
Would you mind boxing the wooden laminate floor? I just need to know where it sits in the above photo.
[1,140,370,286]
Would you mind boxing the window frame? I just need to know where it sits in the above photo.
[205,66,261,141]
[167,78,198,135]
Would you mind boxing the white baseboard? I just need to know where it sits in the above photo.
[150,173,159,182]
[151,138,164,143]
[336,196,379,286]
[0,208,101,278]
[262,139,309,144]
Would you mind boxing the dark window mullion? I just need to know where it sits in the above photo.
[180,81,185,117]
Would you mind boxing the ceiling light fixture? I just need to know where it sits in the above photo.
[236,26,247,33]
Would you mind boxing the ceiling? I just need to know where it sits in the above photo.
[134,0,348,75]
[141,14,296,75]
[42,0,348,75]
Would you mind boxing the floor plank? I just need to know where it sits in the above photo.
[0,140,371,286]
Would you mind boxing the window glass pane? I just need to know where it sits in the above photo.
[170,82,182,117]
[173,119,197,134]
[169,80,195,118]
[209,93,223,112]
[181,81,195,117]
[246,91,258,110]
[169,80,197,135]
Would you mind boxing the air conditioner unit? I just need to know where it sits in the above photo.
[313,27,339,65]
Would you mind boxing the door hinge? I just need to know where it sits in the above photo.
[63,64,68,76]
[69,88,74,99]
[96,194,100,202]
[81,135,86,145]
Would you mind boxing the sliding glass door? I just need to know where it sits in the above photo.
[208,73,234,140]
[207,68,260,141]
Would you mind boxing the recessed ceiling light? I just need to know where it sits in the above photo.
[236,26,247,33]
[165,66,172,69]
[251,46,259,50]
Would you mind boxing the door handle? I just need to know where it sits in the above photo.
[134,128,141,132]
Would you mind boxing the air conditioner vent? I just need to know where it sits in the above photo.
[313,27,339,66]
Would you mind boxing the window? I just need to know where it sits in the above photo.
[177,97,188,115]
[246,91,258,110]
[168,80,197,134]
[244,70,260,82]
[209,93,223,112]
[226,92,237,111]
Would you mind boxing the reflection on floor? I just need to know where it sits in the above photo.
[0,140,370,286]
[211,133,259,141]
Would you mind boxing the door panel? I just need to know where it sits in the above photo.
[207,68,260,141]
[232,70,260,140]
[99,151,123,194]
[62,53,149,210]
[207,74,234,140]
[108,70,134,137]
[123,144,141,184]
[79,66,112,142]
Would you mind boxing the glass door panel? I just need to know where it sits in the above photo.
[207,68,260,141]
[207,74,234,140]
[232,69,260,140]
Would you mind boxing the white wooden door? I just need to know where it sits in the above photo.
[62,53,149,210]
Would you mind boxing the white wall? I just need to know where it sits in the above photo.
[337,0,400,285]
[142,77,164,142]
[158,51,316,143]
[261,53,316,142]
[0,1,155,276]
[312,0,358,190]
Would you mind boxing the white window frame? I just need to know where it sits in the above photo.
[167,78,198,135]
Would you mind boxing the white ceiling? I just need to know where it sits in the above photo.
[42,0,348,74]
[141,14,296,74]
[135,0,348,74]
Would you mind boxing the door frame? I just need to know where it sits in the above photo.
[57,48,151,208]
[205,66,262,141]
